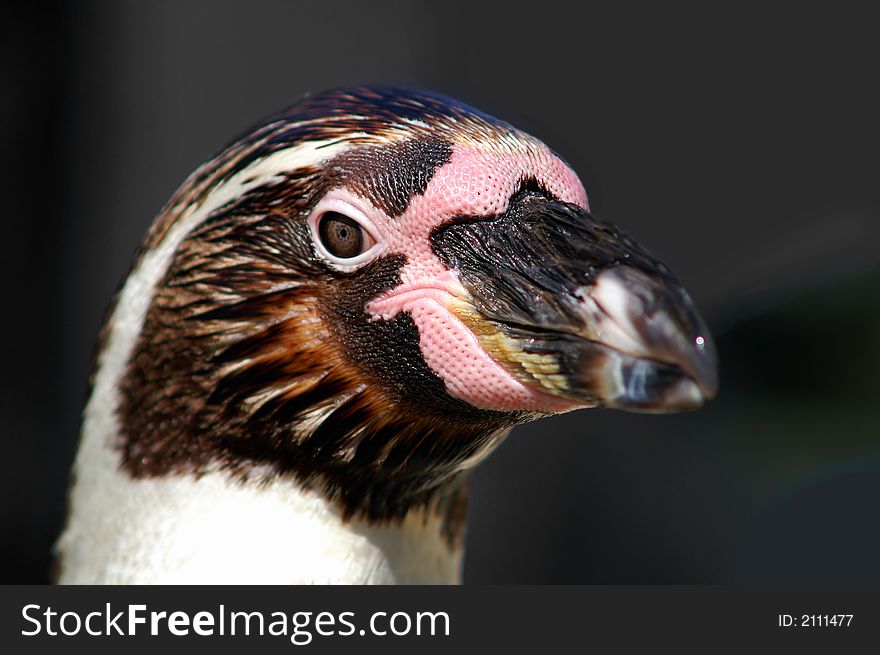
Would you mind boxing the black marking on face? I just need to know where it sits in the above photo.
[318,253,515,422]
[326,137,453,217]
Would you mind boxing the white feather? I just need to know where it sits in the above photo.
[58,464,461,584]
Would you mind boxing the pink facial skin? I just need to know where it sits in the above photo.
[320,141,589,413]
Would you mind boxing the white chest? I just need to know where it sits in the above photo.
[58,454,462,584]
[58,401,462,585]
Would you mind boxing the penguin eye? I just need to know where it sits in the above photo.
[307,195,383,271]
[317,212,375,259]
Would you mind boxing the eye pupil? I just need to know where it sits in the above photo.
[318,212,365,259]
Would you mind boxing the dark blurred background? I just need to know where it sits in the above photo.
[2,1,878,584]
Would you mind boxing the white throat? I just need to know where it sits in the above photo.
[58,430,462,584]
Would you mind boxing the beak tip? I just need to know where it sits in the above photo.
[668,377,708,411]
[614,373,710,413]
[698,374,720,401]
[690,334,720,400]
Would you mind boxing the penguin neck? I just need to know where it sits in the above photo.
[58,413,466,584]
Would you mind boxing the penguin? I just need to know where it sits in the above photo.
[57,87,717,584]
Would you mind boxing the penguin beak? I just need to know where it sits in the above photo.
[431,193,718,412]
[562,264,718,410]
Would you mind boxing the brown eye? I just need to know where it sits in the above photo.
[318,212,366,259]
